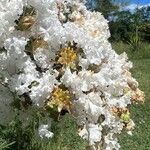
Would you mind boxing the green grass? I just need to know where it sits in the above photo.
[112,42,150,60]
[46,114,87,150]
[0,112,86,150]
[112,42,150,150]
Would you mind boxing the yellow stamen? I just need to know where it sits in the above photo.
[57,47,77,69]
[47,87,72,112]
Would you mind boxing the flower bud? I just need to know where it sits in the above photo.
[18,15,36,31]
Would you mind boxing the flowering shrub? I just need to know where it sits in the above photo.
[0,0,144,149]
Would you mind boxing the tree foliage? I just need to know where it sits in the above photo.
[95,0,119,19]
[93,0,150,43]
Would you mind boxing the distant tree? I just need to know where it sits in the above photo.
[140,6,150,22]
[138,6,150,42]
[94,0,129,19]
[109,10,133,41]
[86,0,96,10]
[94,0,118,19]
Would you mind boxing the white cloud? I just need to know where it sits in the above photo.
[124,3,150,11]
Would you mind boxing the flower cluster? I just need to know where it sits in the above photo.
[0,0,144,149]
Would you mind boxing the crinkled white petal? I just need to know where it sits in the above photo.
[38,124,54,139]
[79,124,102,145]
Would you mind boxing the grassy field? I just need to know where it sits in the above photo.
[112,42,150,150]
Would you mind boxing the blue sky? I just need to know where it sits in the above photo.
[86,0,150,10]
[131,0,150,5]
[125,0,150,10]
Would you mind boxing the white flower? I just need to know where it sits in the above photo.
[0,0,23,43]
[79,124,102,145]
[61,68,94,97]
[29,71,58,106]
[38,124,54,139]
[104,133,120,150]
[75,92,104,123]
[33,48,54,69]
